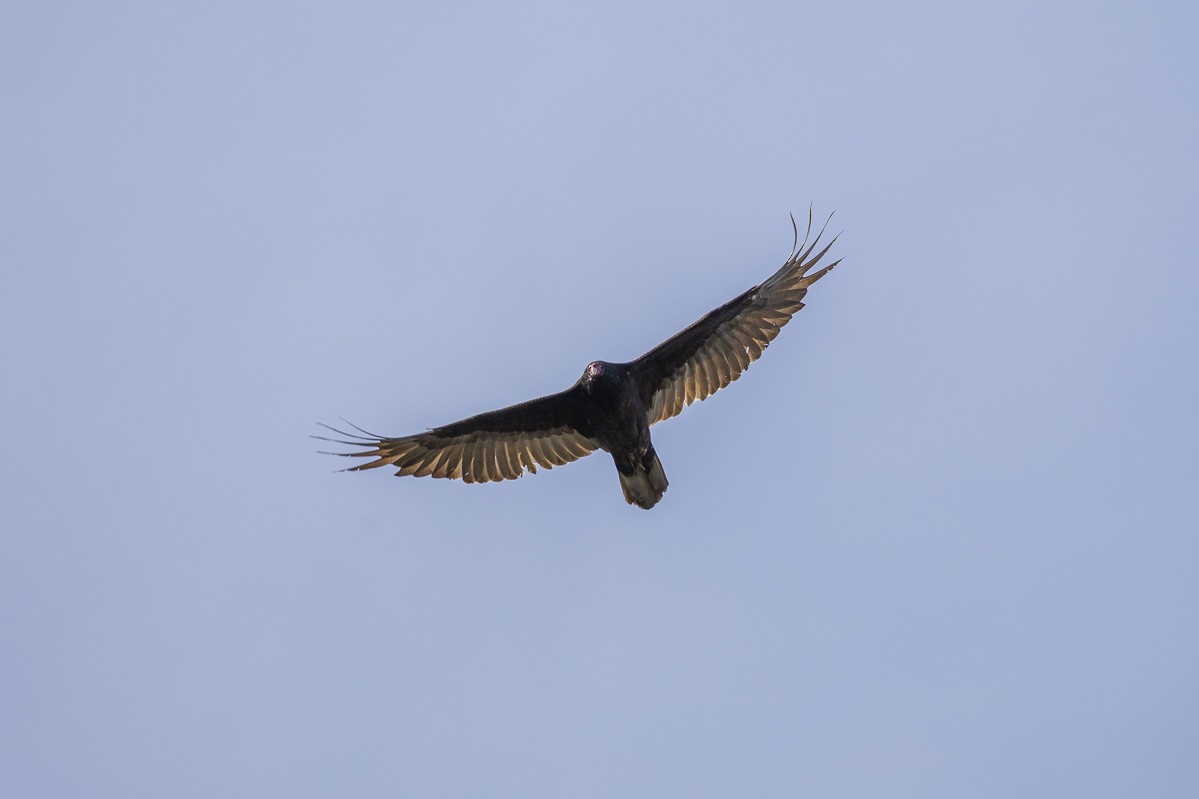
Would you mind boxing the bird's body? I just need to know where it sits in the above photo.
[575,360,667,509]
[318,212,841,509]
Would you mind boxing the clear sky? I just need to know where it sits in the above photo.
[3,1,1198,797]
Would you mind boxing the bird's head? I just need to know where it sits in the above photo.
[581,360,611,389]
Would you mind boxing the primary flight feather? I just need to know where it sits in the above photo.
[318,211,842,509]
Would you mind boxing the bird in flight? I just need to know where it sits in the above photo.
[318,211,841,509]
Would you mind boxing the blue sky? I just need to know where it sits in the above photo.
[3,1,1198,796]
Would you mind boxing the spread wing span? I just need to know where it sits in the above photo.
[315,389,599,483]
[630,210,841,425]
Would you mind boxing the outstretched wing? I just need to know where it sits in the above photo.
[629,210,841,425]
[316,388,599,483]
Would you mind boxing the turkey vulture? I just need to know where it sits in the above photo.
[318,211,841,509]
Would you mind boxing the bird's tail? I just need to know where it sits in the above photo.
[618,447,669,510]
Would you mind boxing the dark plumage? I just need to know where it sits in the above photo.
[318,211,841,509]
